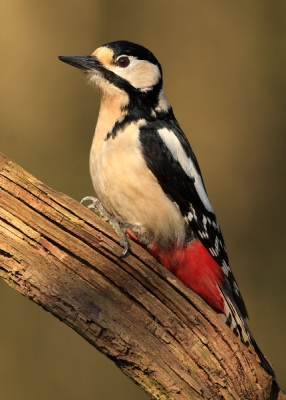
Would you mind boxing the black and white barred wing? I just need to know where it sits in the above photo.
[139,121,248,319]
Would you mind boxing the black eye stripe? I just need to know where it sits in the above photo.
[116,56,130,68]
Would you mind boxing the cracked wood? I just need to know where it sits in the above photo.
[0,152,283,400]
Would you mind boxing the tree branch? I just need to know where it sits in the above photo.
[0,152,283,399]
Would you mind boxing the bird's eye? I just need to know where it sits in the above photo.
[116,56,130,68]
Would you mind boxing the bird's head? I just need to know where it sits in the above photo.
[59,40,171,117]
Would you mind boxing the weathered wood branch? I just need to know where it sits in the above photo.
[0,152,283,399]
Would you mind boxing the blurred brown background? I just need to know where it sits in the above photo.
[1,1,286,398]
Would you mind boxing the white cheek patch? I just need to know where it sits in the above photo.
[157,128,214,213]
[110,57,161,91]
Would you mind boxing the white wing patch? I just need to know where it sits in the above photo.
[158,128,214,213]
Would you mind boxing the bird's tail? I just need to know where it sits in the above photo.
[220,286,275,378]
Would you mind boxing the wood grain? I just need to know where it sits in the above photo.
[0,152,283,400]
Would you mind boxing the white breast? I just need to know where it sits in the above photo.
[89,121,186,246]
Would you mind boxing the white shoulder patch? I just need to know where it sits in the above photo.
[157,128,214,213]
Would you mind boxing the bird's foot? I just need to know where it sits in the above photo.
[81,196,129,258]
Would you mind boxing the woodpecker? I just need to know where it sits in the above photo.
[59,40,274,376]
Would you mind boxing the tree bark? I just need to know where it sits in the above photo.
[0,152,284,400]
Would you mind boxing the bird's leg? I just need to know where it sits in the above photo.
[81,196,129,258]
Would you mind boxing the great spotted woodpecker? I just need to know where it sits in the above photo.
[59,40,274,376]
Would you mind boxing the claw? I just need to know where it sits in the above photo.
[81,195,129,258]
[119,240,129,258]
[81,196,96,205]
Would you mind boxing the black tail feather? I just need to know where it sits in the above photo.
[251,337,276,378]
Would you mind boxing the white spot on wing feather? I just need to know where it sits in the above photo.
[222,260,231,276]
[158,128,214,212]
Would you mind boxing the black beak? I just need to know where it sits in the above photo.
[58,55,101,71]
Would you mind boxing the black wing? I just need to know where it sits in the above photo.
[139,120,248,318]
